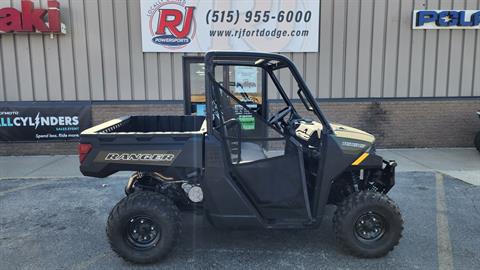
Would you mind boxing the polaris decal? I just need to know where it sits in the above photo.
[413,10,480,29]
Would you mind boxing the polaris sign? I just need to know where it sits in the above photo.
[0,103,91,142]
[413,10,480,29]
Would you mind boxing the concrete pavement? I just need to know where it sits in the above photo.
[0,172,479,269]
[1,149,480,269]
[1,148,479,185]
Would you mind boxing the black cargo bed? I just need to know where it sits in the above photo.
[79,115,206,178]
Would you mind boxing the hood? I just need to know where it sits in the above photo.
[331,123,375,144]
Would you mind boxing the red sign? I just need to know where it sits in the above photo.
[0,0,64,34]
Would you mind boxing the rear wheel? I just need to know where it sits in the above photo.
[106,191,180,264]
[333,191,403,258]
[475,131,480,152]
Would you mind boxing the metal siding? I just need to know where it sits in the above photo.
[474,1,480,96]
[30,32,49,100]
[15,34,34,101]
[344,0,361,98]
[383,0,401,97]
[422,0,439,97]
[318,0,333,98]
[0,0,479,102]
[279,52,293,98]
[0,36,5,101]
[435,0,452,97]
[304,52,319,96]
[127,0,146,101]
[99,0,119,100]
[460,0,477,96]
[113,0,132,100]
[159,53,173,100]
[57,0,77,100]
[172,53,183,100]
[144,53,159,100]
[357,0,374,98]
[408,0,425,98]
[70,0,90,100]
[331,0,347,98]
[447,0,465,97]
[44,35,63,100]
[1,35,20,101]
[395,0,413,97]
[370,0,387,98]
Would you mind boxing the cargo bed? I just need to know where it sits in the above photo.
[79,115,206,178]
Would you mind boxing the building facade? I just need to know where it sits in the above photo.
[0,0,479,155]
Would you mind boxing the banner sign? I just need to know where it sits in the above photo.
[413,10,480,29]
[0,0,66,34]
[140,0,320,52]
[0,103,91,142]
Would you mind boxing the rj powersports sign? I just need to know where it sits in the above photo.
[0,0,66,34]
[0,104,91,142]
[140,0,320,52]
[413,10,480,29]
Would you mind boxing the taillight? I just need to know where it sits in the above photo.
[78,143,92,163]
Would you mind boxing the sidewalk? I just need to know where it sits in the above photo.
[0,148,479,185]
[378,148,480,186]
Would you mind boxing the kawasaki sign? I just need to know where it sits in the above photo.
[0,0,66,34]
[0,103,91,142]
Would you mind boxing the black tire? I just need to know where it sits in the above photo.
[475,131,480,152]
[333,191,403,258]
[106,191,181,264]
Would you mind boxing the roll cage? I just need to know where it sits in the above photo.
[204,51,333,135]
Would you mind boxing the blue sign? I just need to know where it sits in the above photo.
[413,10,480,29]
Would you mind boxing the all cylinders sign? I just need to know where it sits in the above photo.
[140,0,320,52]
[0,103,91,142]
[0,0,66,34]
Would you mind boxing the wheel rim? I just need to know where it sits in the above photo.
[354,211,386,242]
[126,216,161,250]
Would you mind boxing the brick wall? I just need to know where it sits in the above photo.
[316,99,478,148]
[0,99,479,156]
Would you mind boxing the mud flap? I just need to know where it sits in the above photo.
[381,160,397,193]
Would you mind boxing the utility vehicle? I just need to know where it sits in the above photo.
[79,51,403,264]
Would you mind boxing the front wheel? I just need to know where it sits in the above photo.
[333,191,403,258]
[106,191,181,264]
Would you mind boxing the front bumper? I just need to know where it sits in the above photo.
[381,160,397,193]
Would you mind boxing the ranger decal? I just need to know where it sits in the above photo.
[105,153,176,162]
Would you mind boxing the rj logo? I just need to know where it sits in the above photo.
[156,6,195,38]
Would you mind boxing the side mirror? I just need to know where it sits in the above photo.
[297,89,314,112]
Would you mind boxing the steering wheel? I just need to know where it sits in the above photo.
[268,106,293,126]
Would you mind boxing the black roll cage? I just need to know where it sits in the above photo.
[204,51,333,136]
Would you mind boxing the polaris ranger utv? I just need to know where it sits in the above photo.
[79,51,403,264]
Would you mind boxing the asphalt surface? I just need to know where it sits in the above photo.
[0,172,479,270]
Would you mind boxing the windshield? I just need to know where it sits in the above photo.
[263,64,317,122]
